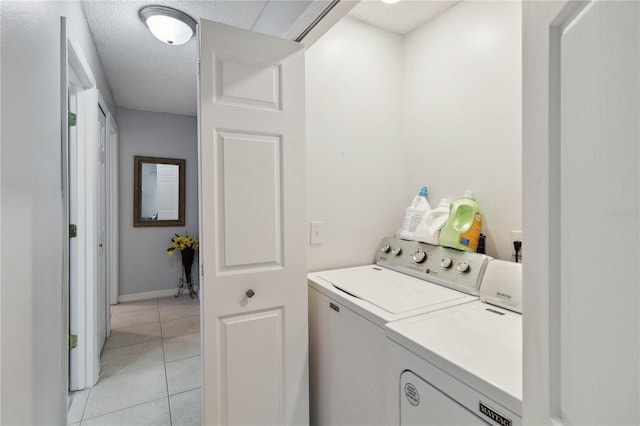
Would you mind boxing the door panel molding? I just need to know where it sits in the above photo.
[216,130,283,271]
[216,56,282,110]
[219,309,285,425]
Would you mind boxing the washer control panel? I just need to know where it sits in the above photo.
[374,237,491,296]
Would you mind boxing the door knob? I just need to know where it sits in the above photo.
[246,289,255,298]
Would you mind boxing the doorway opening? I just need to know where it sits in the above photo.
[63,18,118,396]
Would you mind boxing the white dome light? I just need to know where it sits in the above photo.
[139,6,197,46]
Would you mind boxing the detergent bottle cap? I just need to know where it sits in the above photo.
[463,190,476,200]
[419,186,428,197]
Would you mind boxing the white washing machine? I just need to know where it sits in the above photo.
[308,236,491,426]
[386,260,522,426]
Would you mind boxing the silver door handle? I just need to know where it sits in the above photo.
[245,289,255,298]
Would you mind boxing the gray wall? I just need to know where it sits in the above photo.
[1,1,115,423]
[118,108,199,296]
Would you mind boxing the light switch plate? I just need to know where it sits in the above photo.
[310,221,324,245]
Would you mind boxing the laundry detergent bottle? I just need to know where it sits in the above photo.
[414,198,451,245]
[439,190,483,252]
[399,186,431,241]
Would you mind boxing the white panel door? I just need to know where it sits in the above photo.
[559,2,639,423]
[199,20,308,425]
[523,1,640,423]
[97,106,108,354]
[156,164,179,220]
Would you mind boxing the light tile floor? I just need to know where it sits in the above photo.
[68,295,201,426]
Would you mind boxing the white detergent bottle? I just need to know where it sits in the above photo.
[399,186,431,241]
[414,198,451,245]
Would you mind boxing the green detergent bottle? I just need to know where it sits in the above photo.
[439,190,483,252]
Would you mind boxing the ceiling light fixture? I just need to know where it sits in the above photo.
[139,5,197,46]
[381,0,401,4]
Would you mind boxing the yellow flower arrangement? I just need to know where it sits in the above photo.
[167,234,199,255]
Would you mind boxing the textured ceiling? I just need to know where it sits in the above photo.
[81,0,328,116]
[348,0,460,35]
[81,0,460,117]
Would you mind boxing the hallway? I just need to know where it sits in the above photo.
[67,295,201,425]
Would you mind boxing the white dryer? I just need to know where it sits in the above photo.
[386,260,522,426]
[308,237,491,426]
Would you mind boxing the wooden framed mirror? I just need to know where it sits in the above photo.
[134,155,185,227]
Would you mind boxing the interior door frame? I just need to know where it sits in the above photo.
[96,100,108,350]
[63,17,96,393]
[63,19,117,392]
[106,111,119,307]
[97,94,119,330]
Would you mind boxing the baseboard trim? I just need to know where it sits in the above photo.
[118,288,178,303]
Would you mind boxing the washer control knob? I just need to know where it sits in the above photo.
[457,260,470,273]
[391,247,402,256]
[380,244,391,253]
[412,249,427,263]
[441,257,453,268]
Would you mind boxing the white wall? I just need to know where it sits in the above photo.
[306,3,522,268]
[0,1,115,423]
[118,108,199,297]
[403,1,522,260]
[306,17,406,272]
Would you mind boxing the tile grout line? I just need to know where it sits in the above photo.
[79,387,91,424]
[80,297,200,425]
[102,334,162,352]
[111,299,161,329]
[104,298,162,351]
[79,396,169,423]
[78,300,134,423]
[160,299,174,426]
[111,319,161,332]
[97,340,165,380]
[79,364,169,421]
[80,299,158,423]
[170,387,202,397]
[112,301,160,316]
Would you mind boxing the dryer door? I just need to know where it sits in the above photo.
[400,371,487,425]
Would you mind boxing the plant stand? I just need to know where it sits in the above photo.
[176,248,196,298]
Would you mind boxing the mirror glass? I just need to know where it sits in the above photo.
[134,156,185,227]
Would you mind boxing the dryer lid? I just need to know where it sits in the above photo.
[387,301,523,412]
[315,266,469,314]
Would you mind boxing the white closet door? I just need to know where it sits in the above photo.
[559,1,639,422]
[523,1,640,423]
[199,19,308,425]
[97,106,108,354]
